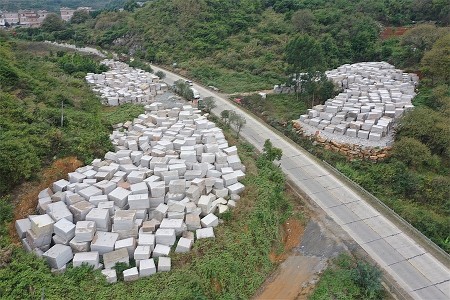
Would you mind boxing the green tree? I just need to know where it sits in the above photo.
[397,107,450,159]
[291,9,315,33]
[220,110,230,124]
[201,96,216,113]
[155,70,166,79]
[229,111,246,138]
[262,139,282,162]
[285,35,324,93]
[392,137,436,169]
[70,10,91,24]
[351,262,383,299]
[421,33,450,84]
[41,13,65,32]
[123,0,138,12]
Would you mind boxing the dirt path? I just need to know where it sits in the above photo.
[254,219,348,300]
[256,256,324,300]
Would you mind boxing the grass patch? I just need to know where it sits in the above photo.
[309,254,384,300]
[101,104,145,127]
[240,93,308,122]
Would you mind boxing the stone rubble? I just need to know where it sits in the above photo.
[298,62,418,146]
[85,60,168,106]
[18,103,245,283]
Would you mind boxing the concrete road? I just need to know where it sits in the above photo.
[152,65,450,300]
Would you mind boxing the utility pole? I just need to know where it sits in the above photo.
[61,100,64,127]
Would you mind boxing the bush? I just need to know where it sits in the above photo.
[392,137,435,169]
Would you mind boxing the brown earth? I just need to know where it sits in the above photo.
[269,217,305,263]
[8,157,83,244]
[380,27,409,40]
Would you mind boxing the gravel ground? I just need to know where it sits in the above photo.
[298,121,395,148]
[295,219,347,259]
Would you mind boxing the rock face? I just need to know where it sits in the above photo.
[85,60,167,106]
[19,102,246,283]
[298,62,418,147]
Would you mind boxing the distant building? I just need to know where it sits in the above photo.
[2,11,20,26]
[60,7,76,22]
[60,7,92,22]
[18,10,41,27]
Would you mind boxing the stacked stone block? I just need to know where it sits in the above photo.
[18,103,245,283]
[299,62,418,143]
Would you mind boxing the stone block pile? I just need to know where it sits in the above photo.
[17,103,245,282]
[299,62,418,143]
[85,60,168,106]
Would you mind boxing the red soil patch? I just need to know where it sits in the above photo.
[8,157,83,244]
[380,27,409,40]
[269,217,305,263]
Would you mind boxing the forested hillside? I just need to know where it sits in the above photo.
[17,0,449,92]
[0,36,113,195]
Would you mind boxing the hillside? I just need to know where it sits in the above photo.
[17,0,449,93]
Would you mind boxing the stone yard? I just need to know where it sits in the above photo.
[298,62,418,147]
[85,60,168,106]
[17,100,246,283]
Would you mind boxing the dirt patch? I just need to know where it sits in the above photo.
[8,157,82,244]
[256,256,325,300]
[256,219,349,300]
[380,27,409,40]
[270,217,305,263]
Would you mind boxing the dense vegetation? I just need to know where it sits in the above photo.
[15,0,450,93]
[0,39,114,196]
[310,254,383,300]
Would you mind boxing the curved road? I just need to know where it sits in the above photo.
[152,65,450,300]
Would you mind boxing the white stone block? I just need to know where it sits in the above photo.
[152,244,170,257]
[69,200,95,222]
[108,187,131,208]
[54,218,75,241]
[228,182,245,195]
[91,231,119,255]
[175,237,193,253]
[73,251,99,268]
[160,218,186,236]
[94,180,117,195]
[201,213,219,228]
[102,268,117,283]
[53,179,70,192]
[46,201,73,222]
[15,218,31,239]
[157,257,171,272]
[123,267,139,282]
[78,186,103,200]
[74,221,96,242]
[114,237,136,257]
[128,193,150,209]
[114,210,136,230]
[89,195,108,207]
[134,245,151,260]
[139,258,156,277]
[30,214,54,237]
[155,228,176,246]
[103,248,129,269]
[43,244,73,269]
[196,227,215,239]
[69,239,90,253]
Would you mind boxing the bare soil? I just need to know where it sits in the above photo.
[8,157,83,244]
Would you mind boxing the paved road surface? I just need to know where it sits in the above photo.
[152,65,450,300]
